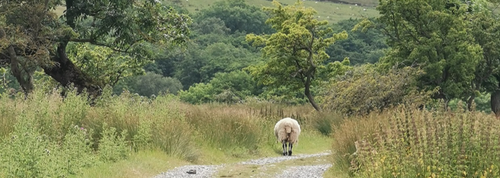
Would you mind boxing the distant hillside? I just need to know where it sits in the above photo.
[170,0,379,24]
[320,0,378,7]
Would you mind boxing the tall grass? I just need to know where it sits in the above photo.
[0,87,340,177]
[331,104,500,177]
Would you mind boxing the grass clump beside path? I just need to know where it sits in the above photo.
[330,105,500,177]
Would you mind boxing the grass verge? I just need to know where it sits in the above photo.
[75,150,190,178]
[330,105,500,177]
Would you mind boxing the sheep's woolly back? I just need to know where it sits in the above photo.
[274,117,301,144]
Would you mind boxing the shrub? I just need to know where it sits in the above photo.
[98,123,129,162]
[321,65,433,116]
[0,116,95,177]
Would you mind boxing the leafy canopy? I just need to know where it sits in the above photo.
[246,0,348,111]
[373,0,483,102]
[0,0,191,94]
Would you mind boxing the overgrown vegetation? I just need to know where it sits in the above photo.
[0,87,338,177]
[3,0,500,177]
[320,65,433,116]
[332,105,500,177]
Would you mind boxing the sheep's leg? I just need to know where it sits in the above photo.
[288,143,293,156]
[282,142,288,156]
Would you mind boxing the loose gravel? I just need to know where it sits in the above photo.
[275,164,332,178]
[153,151,332,178]
[153,165,221,178]
[239,152,331,165]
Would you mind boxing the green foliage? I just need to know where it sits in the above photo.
[448,92,493,113]
[132,119,153,151]
[375,0,483,102]
[468,0,500,96]
[179,70,259,104]
[321,65,434,116]
[326,18,387,65]
[174,42,258,89]
[115,72,183,96]
[178,83,216,104]
[0,116,96,177]
[0,0,191,93]
[199,43,258,81]
[68,0,191,48]
[246,0,348,111]
[58,126,96,175]
[98,124,129,162]
[191,17,231,35]
[194,0,272,34]
[67,43,147,87]
[0,67,20,95]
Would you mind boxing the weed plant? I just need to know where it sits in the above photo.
[332,104,500,177]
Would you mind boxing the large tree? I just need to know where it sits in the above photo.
[246,1,347,111]
[372,0,484,108]
[0,0,190,96]
[470,0,500,114]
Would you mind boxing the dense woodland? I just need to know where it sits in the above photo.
[2,0,499,113]
[2,0,500,177]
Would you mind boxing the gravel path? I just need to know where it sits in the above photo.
[154,151,332,178]
[275,164,332,178]
[153,165,222,178]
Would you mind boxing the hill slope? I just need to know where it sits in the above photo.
[171,0,379,24]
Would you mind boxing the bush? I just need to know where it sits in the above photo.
[0,116,95,177]
[321,65,433,116]
[179,70,259,104]
[98,124,129,162]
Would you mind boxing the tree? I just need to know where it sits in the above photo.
[66,43,147,88]
[195,0,273,34]
[467,0,500,113]
[174,42,258,89]
[0,0,190,96]
[246,1,348,111]
[326,18,387,65]
[371,0,483,108]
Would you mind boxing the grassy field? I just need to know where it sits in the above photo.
[171,0,379,24]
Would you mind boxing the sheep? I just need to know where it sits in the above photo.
[274,117,301,156]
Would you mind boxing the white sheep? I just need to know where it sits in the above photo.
[274,117,301,156]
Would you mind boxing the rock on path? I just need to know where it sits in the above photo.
[153,151,332,178]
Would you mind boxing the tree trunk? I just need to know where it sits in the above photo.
[42,42,101,97]
[491,90,500,118]
[466,95,475,111]
[8,46,34,96]
[304,76,321,112]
